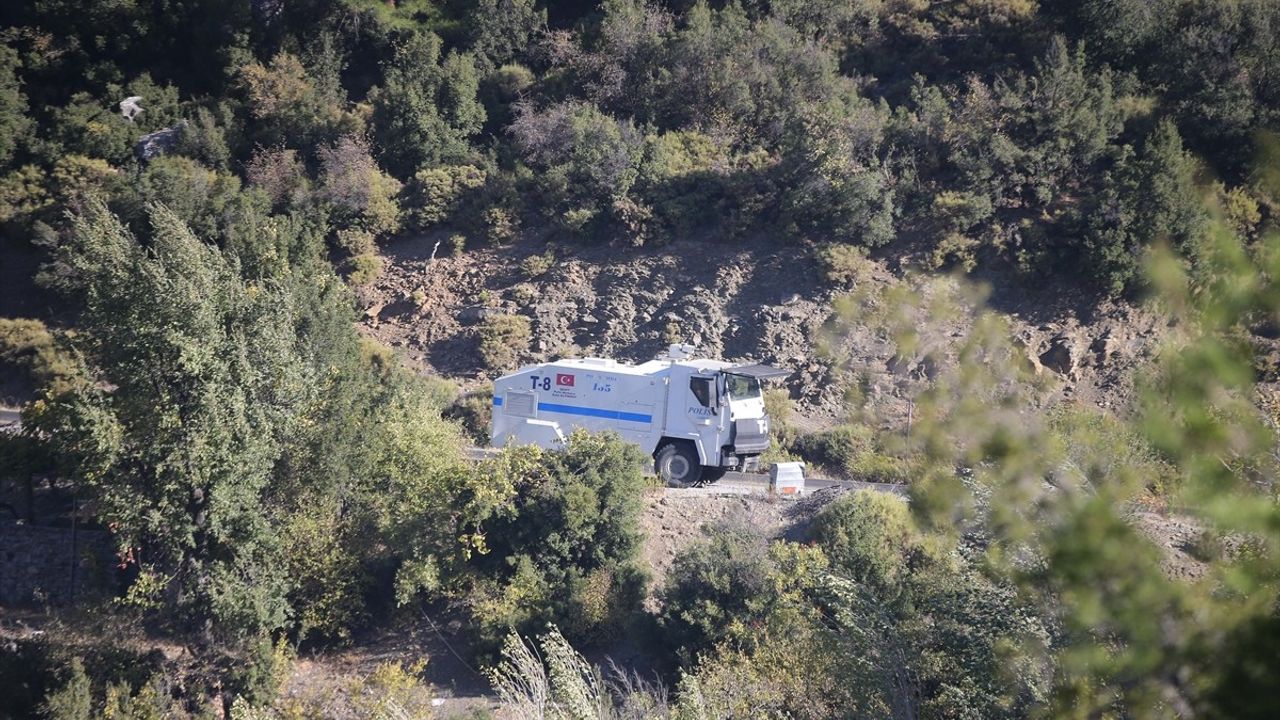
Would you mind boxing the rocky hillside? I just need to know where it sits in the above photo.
[359,232,1171,430]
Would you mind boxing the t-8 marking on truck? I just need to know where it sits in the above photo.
[491,344,790,487]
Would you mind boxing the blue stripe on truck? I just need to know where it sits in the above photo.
[537,402,653,424]
[494,394,651,423]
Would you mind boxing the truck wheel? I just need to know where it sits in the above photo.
[656,443,702,488]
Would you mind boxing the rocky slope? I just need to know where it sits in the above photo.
[359,233,1170,430]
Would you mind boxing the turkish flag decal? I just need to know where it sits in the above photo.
[556,373,575,387]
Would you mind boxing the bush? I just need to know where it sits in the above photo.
[446,390,493,444]
[402,164,486,232]
[816,244,876,286]
[245,146,310,210]
[520,248,555,278]
[50,155,123,212]
[137,155,242,238]
[346,252,383,286]
[334,228,376,257]
[658,525,827,663]
[230,635,294,706]
[368,33,485,176]
[238,51,354,148]
[0,164,52,226]
[809,490,918,589]
[794,423,907,482]
[478,314,531,371]
[759,388,801,469]
[318,135,403,237]
[483,205,519,244]
[465,432,650,649]
[509,101,643,230]
[0,318,81,397]
[926,232,980,273]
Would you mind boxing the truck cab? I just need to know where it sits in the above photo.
[663,362,783,485]
[490,345,788,487]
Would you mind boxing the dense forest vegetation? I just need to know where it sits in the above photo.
[0,1,1278,718]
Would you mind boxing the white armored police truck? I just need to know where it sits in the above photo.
[490,344,788,487]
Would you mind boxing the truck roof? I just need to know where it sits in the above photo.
[516,356,733,378]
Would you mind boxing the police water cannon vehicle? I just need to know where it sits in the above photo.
[490,344,789,487]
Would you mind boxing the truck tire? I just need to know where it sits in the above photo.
[656,443,702,488]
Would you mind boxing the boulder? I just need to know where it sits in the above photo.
[1039,335,1079,375]
[459,306,500,323]
[1091,329,1124,365]
[134,120,188,161]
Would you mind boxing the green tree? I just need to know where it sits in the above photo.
[317,135,403,237]
[890,218,1280,716]
[781,96,895,246]
[135,155,243,239]
[369,32,485,176]
[1080,121,1208,292]
[509,101,643,235]
[434,433,650,650]
[39,199,305,639]
[238,51,356,148]
[0,45,30,168]
[468,0,547,72]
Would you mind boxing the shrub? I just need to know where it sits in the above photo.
[658,526,827,663]
[930,190,994,235]
[659,527,775,661]
[369,33,485,176]
[245,146,309,209]
[137,155,243,238]
[509,101,643,229]
[230,635,294,706]
[764,388,796,448]
[520,248,555,278]
[346,253,383,286]
[50,155,122,211]
[926,232,980,273]
[334,228,376,257]
[0,318,81,397]
[759,388,801,469]
[478,314,531,371]
[794,423,907,482]
[402,164,486,231]
[45,673,177,720]
[809,490,918,589]
[483,206,519,244]
[238,51,353,147]
[279,506,369,641]
[816,244,876,286]
[782,100,896,247]
[480,63,537,129]
[47,92,140,165]
[348,661,435,720]
[465,432,650,649]
[0,165,52,226]
[318,135,402,237]
[446,391,493,444]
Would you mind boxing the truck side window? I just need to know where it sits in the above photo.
[690,377,712,407]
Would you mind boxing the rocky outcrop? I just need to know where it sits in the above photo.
[1039,334,1080,375]
[135,120,188,161]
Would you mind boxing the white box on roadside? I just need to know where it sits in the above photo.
[770,461,806,496]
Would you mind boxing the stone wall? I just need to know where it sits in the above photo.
[0,517,116,606]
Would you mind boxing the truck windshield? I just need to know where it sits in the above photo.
[724,374,761,401]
